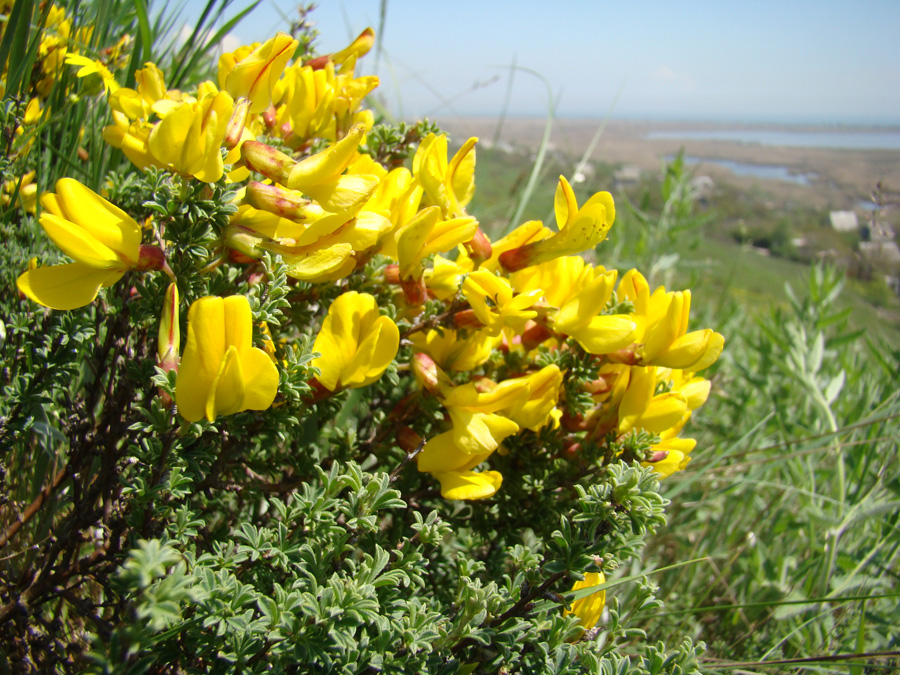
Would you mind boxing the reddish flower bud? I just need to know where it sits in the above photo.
[647,450,669,463]
[521,321,554,351]
[400,275,427,306]
[606,347,639,365]
[136,245,167,272]
[412,352,441,393]
[241,141,295,185]
[397,426,425,453]
[383,264,401,284]
[305,55,330,70]
[223,98,251,150]
[452,308,484,329]
[245,181,311,220]
[463,227,492,265]
[581,376,610,395]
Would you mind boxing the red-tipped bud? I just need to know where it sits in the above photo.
[647,450,669,463]
[305,55,331,70]
[582,376,610,395]
[452,308,484,329]
[561,411,590,432]
[136,245,167,272]
[157,282,180,374]
[245,181,311,219]
[563,440,582,458]
[383,264,401,284]
[306,377,333,403]
[241,141,295,185]
[463,227,492,265]
[223,98,251,150]
[412,352,441,394]
[263,105,278,131]
[397,426,424,453]
[521,321,554,351]
[498,244,533,273]
[229,249,257,264]
[400,275,427,306]
[606,346,639,365]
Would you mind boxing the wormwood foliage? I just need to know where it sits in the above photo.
[0,2,723,672]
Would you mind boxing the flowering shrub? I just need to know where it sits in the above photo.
[0,5,723,673]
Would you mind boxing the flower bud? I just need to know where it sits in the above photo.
[157,282,180,374]
[412,352,441,394]
[136,244,167,272]
[241,141,295,185]
[400,275,427,306]
[452,309,484,330]
[245,181,311,220]
[521,321,554,351]
[383,264,401,284]
[397,426,424,454]
[223,97,251,150]
[463,227,492,265]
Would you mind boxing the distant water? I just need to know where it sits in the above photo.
[675,156,817,185]
[648,129,900,150]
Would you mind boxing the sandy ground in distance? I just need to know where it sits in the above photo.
[434,117,900,211]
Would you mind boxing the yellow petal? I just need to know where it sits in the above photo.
[207,345,245,421]
[176,297,228,422]
[566,315,637,355]
[554,175,578,229]
[640,392,689,433]
[16,263,122,310]
[40,214,122,268]
[565,571,606,630]
[434,470,502,500]
[49,178,141,262]
[239,347,280,411]
[417,431,493,473]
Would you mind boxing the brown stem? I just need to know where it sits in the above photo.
[0,468,68,549]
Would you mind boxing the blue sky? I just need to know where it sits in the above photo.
[183,0,900,124]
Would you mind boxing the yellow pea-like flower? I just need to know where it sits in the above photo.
[564,571,607,631]
[221,33,298,114]
[16,178,142,310]
[148,88,234,183]
[175,295,279,423]
[432,470,502,501]
[499,176,615,272]
[312,291,399,391]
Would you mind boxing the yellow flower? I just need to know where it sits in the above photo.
[618,366,688,435]
[408,328,498,372]
[564,571,606,630]
[620,270,725,372]
[501,365,564,431]
[241,124,380,214]
[148,88,234,183]
[221,33,298,114]
[65,53,119,94]
[16,178,143,310]
[432,470,503,501]
[462,270,542,336]
[500,176,615,272]
[312,291,399,391]
[412,133,477,218]
[512,256,637,354]
[175,295,279,423]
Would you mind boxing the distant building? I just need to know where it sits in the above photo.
[859,241,900,267]
[830,211,859,232]
[614,165,642,186]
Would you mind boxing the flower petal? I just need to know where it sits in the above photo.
[16,263,122,310]
[434,470,502,500]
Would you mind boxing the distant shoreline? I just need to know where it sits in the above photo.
[434,115,900,135]
[434,117,900,212]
